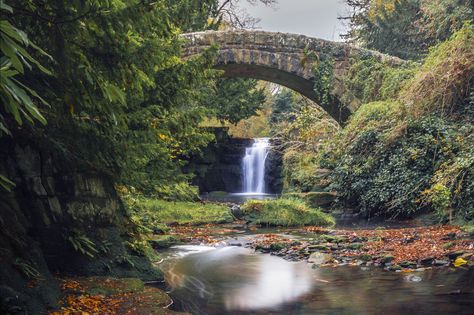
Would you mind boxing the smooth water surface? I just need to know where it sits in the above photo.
[160,244,474,315]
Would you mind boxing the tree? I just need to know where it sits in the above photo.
[206,78,266,124]
[340,0,473,59]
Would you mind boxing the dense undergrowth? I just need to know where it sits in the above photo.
[271,25,473,223]
[319,25,473,221]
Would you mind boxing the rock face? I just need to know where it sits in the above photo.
[182,30,405,124]
[0,136,161,314]
[188,128,282,194]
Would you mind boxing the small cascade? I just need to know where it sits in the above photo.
[242,138,270,194]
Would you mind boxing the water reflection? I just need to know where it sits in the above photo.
[161,245,474,315]
[162,246,313,313]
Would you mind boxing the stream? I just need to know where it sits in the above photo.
[158,231,474,315]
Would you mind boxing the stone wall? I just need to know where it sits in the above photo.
[0,136,161,314]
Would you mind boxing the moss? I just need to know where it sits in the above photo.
[126,195,233,226]
[241,198,335,227]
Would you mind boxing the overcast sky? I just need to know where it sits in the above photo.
[237,0,350,41]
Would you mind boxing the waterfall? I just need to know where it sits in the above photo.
[242,138,270,194]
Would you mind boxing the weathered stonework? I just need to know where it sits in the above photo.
[181,30,404,123]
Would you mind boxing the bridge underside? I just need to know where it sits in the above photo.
[216,63,351,123]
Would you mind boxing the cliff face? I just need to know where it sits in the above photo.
[188,128,282,194]
[0,137,161,314]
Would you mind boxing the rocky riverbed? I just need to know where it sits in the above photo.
[168,224,474,272]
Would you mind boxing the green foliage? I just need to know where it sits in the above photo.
[312,55,336,108]
[325,112,469,217]
[342,0,473,59]
[282,150,323,192]
[67,232,98,258]
[205,78,266,124]
[241,198,335,227]
[13,258,40,279]
[270,88,338,194]
[269,89,299,126]
[3,0,268,198]
[0,4,51,135]
[341,57,417,105]
[321,26,474,220]
[322,102,473,220]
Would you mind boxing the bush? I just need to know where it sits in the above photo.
[241,198,335,227]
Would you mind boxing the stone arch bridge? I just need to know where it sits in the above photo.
[181,30,403,123]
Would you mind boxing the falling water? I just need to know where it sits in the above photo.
[242,138,270,193]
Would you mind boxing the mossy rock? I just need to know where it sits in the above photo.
[380,255,395,264]
[358,254,372,261]
[319,234,345,243]
[308,244,329,251]
[399,261,417,268]
[149,235,180,249]
[269,243,286,251]
[78,277,145,296]
[345,243,364,250]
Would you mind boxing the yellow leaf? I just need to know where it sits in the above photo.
[454,257,467,267]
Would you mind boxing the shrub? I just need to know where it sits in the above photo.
[241,198,335,227]
[325,114,468,218]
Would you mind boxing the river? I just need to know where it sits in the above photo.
[157,230,474,315]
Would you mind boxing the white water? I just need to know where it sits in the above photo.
[242,138,270,194]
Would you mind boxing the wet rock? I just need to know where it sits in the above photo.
[269,243,286,251]
[230,204,243,218]
[359,254,373,262]
[388,265,402,271]
[149,235,179,249]
[420,257,434,266]
[399,261,417,268]
[433,259,449,266]
[308,252,332,265]
[380,255,395,265]
[447,250,465,260]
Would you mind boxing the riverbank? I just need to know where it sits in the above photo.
[164,223,474,271]
[48,196,473,314]
[49,223,473,314]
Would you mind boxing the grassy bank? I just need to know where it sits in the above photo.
[125,195,233,227]
[241,198,335,227]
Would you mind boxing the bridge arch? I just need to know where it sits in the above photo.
[181,30,404,124]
